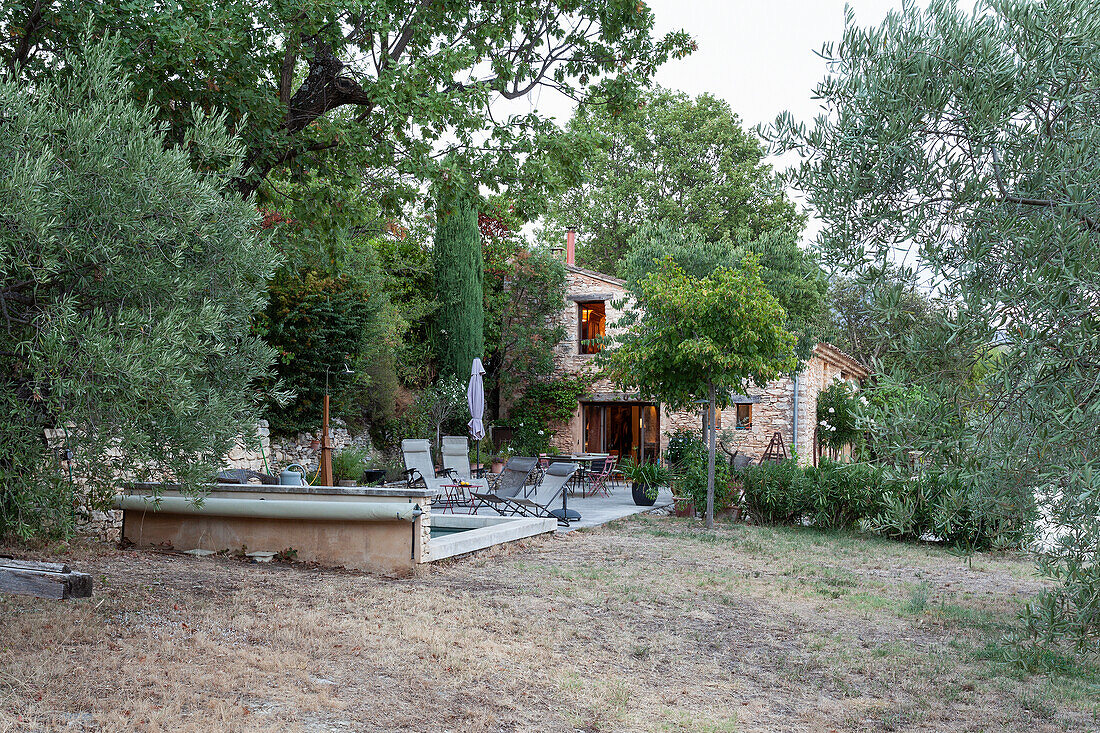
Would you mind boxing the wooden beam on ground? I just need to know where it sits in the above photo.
[0,558,93,599]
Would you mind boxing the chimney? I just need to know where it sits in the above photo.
[565,227,576,266]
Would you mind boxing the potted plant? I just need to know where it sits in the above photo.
[672,495,696,518]
[490,446,512,474]
[332,447,371,487]
[618,458,673,507]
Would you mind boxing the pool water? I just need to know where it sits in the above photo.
[429,525,475,539]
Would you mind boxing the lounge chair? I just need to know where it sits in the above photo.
[470,456,539,514]
[401,439,456,494]
[441,436,490,491]
[508,461,578,526]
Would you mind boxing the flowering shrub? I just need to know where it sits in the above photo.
[499,374,590,456]
[816,379,863,453]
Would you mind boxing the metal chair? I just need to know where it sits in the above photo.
[582,456,617,497]
[507,462,578,526]
[470,456,540,513]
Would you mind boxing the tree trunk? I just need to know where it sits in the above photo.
[706,380,716,529]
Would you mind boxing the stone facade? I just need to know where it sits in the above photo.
[548,263,869,465]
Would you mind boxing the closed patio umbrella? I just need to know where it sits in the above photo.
[467,357,486,475]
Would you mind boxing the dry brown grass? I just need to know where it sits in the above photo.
[2,515,1097,732]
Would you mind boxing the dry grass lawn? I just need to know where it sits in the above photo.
[2,514,1098,732]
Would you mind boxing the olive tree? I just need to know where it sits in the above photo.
[0,40,278,537]
[769,0,1100,653]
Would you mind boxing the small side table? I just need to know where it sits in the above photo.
[436,483,473,514]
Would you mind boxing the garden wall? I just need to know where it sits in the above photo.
[72,419,377,541]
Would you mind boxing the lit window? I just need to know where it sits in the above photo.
[736,403,752,429]
[578,301,605,354]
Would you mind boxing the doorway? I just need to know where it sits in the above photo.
[582,402,660,462]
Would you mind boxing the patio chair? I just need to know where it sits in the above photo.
[508,461,578,526]
[470,456,539,514]
[401,439,456,494]
[441,436,490,493]
[582,456,617,497]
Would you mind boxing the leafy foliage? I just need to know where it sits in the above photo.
[737,459,1032,551]
[768,0,1100,652]
[666,429,705,468]
[399,375,468,450]
[674,441,737,517]
[617,458,673,500]
[544,87,803,275]
[256,268,383,435]
[0,40,278,537]
[600,255,798,527]
[3,2,693,208]
[739,460,813,525]
[432,181,484,380]
[331,447,371,483]
[481,201,568,412]
[372,227,438,389]
[816,380,862,454]
[500,375,591,457]
[621,221,827,362]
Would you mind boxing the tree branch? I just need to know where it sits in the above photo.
[990,147,1100,233]
[6,0,46,75]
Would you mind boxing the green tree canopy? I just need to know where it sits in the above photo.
[544,86,803,275]
[769,0,1100,653]
[600,256,797,527]
[0,40,278,536]
[432,179,484,380]
[622,221,827,361]
[2,2,693,213]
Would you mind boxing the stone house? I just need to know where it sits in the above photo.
[546,234,868,466]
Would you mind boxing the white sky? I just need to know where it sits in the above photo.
[530,0,916,129]
[520,0,925,246]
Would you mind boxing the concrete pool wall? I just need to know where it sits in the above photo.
[116,483,555,573]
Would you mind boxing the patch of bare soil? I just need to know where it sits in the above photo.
[1,518,1096,732]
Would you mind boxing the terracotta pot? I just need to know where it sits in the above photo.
[309,439,320,451]
[491,460,505,474]
[673,497,695,518]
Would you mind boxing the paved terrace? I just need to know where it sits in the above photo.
[440,480,675,533]
[556,482,675,532]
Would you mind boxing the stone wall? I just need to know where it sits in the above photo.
[544,264,871,465]
[224,419,376,479]
[71,419,377,540]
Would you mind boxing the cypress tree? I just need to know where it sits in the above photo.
[432,181,484,379]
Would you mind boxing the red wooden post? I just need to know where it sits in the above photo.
[320,394,333,486]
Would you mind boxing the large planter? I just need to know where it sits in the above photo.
[631,481,657,507]
[361,469,387,486]
[672,496,695,518]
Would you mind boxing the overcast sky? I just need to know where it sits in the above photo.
[532,0,919,130]
[528,1,925,247]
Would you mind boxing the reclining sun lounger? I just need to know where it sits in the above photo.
[441,436,490,492]
[470,456,538,514]
[507,461,578,526]
[401,439,456,494]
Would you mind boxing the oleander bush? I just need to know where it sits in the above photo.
[735,459,1030,551]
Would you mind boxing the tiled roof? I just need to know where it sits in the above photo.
[813,343,871,379]
[565,264,626,287]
